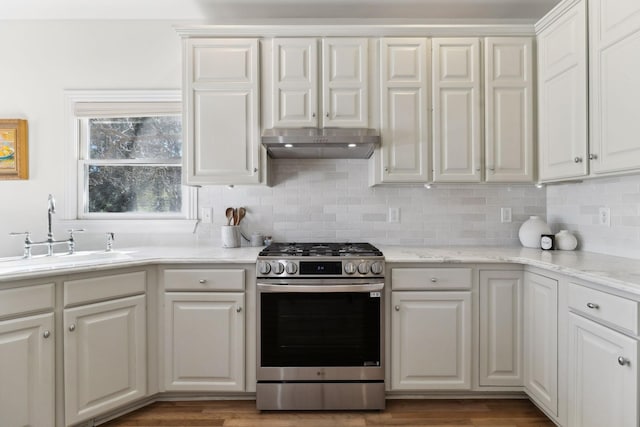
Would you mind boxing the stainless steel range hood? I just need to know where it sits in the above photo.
[261,128,380,159]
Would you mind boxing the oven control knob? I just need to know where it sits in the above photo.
[371,261,384,275]
[258,261,271,275]
[357,262,370,275]
[271,261,285,275]
[344,262,357,275]
[285,262,298,275]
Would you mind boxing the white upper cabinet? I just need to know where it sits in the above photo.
[484,37,535,182]
[374,38,431,183]
[537,0,588,182]
[589,0,640,174]
[272,38,318,127]
[271,37,368,128]
[183,38,261,185]
[432,38,482,182]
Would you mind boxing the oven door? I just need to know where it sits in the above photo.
[257,280,384,382]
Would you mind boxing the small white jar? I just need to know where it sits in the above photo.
[555,230,578,250]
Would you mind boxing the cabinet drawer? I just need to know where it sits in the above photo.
[164,269,245,291]
[391,268,472,290]
[0,283,55,318]
[64,271,146,307]
[568,283,639,335]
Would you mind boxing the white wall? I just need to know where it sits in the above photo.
[0,20,183,257]
[547,175,640,259]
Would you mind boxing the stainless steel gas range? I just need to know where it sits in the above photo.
[255,242,385,411]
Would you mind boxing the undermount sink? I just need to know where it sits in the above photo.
[0,250,136,273]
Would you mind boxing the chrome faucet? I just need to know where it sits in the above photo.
[10,194,84,258]
[106,232,115,252]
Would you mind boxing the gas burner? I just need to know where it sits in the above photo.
[258,242,383,258]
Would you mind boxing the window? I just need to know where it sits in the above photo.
[64,91,196,229]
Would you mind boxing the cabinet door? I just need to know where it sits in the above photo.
[164,292,245,391]
[524,272,558,416]
[184,38,260,185]
[537,0,589,181]
[590,0,640,174]
[321,38,368,128]
[64,295,146,426]
[0,313,54,427]
[272,38,318,127]
[479,270,523,386]
[391,291,471,390]
[432,38,482,182]
[484,37,534,182]
[378,38,430,183]
[568,313,638,427]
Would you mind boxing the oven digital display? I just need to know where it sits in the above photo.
[299,261,343,275]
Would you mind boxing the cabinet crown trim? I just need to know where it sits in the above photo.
[535,0,584,33]
[175,24,535,38]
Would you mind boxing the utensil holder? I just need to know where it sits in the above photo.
[221,226,241,248]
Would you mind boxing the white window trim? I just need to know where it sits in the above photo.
[63,89,197,234]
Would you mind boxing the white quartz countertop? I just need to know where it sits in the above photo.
[1,244,639,297]
[380,245,640,296]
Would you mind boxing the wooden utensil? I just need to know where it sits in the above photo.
[225,207,233,226]
[233,208,238,226]
[237,207,246,225]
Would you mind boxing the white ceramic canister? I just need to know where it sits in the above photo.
[518,216,552,248]
[555,230,578,250]
[221,225,241,248]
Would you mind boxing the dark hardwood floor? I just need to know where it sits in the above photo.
[101,399,555,426]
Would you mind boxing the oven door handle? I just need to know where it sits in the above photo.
[257,283,384,293]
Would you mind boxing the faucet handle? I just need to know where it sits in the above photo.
[67,228,85,237]
[10,231,32,241]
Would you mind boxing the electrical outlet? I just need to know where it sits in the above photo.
[388,207,400,223]
[201,207,213,224]
[598,207,611,227]
[501,207,512,223]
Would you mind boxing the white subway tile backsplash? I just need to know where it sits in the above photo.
[197,159,546,247]
[547,174,640,259]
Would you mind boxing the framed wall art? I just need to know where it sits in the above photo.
[0,119,28,180]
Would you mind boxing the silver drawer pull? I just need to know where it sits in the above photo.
[618,356,629,366]
[586,302,599,309]
[430,277,437,283]
[394,305,400,311]
[43,330,51,339]
[199,279,207,284]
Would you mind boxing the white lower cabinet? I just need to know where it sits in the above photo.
[164,292,245,391]
[391,291,472,390]
[568,312,638,427]
[479,270,523,386]
[0,312,55,427]
[64,294,146,426]
[523,272,558,416]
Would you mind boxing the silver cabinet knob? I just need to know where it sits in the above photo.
[43,330,51,339]
[574,157,583,163]
[312,113,316,118]
[199,279,207,284]
[236,306,242,313]
[394,305,400,311]
[586,302,600,309]
[618,356,629,366]
[488,167,495,172]
[430,277,437,283]
[384,167,389,173]
[589,154,598,160]
[68,324,76,332]
[326,112,329,118]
